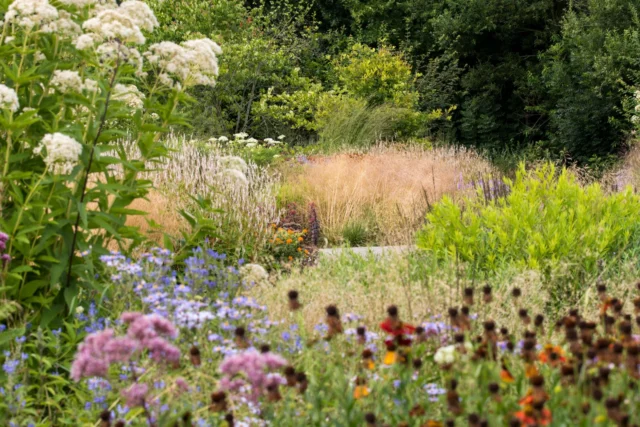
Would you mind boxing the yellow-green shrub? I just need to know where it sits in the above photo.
[417,164,640,281]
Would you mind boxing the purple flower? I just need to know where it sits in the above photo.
[121,383,148,407]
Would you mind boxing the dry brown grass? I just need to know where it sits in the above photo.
[279,144,496,245]
[124,190,186,242]
[600,143,640,192]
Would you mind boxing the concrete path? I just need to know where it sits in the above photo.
[318,245,414,259]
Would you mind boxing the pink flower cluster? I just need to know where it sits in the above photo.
[0,231,10,265]
[219,350,288,402]
[71,312,180,382]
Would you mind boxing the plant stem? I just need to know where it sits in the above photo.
[64,54,121,293]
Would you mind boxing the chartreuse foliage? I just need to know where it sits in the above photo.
[417,164,640,284]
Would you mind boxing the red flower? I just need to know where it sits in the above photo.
[380,318,415,346]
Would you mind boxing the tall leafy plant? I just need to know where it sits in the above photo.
[0,0,221,325]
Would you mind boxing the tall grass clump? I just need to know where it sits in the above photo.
[316,95,397,151]
[118,136,280,259]
[417,163,640,299]
[279,144,495,245]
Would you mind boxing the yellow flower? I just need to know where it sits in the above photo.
[302,229,308,233]
[383,351,397,365]
[353,385,369,399]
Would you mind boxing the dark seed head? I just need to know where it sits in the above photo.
[260,344,271,353]
[356,326,366,336]
[364,413,376,424]
[518,308,528,318]
[483,320,495,331]
[284,366,295,376]
[387,305,398,317]
[511,288,521,298]
[234,326,246,337]
[488,382,499,394]
[288,290,299,300]
[534,314,544,327]
[529,375,544,387]
[482,285,492,295]
[189,345,200,356]
[326,305,338,317]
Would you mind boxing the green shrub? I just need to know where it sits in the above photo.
[417,164,640,295]
[334,43,419,109]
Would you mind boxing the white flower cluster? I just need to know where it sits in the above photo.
[145,38,221,88]
[433,345,456,365]
[34,132,83,174]
[239,263,269,285]
[112,83,144,109]
[81,0,157,46]
[41,10,81,36]
[50,70,98,94]
[95,42,144,76]
[0,84,19,112]
[210,133,285,149]
[58,0,98,7]
[4,0,58,30]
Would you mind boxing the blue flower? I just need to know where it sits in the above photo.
[3,359,19,375]
[0,324,6,332]
[15,336,26,344]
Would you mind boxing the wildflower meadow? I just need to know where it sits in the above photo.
[4,0,640,425]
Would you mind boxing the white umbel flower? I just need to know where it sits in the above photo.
[58,0,98,7]
[0,84,19,112]
[145,38,221,88]
[239,263,268,285]
[34,133,83,174]
[41,10,81,36]
[118,1,157,32]
[51,70,84,93]
[4,0,59,30]
[83,8,145,45]
[112,83,145,109]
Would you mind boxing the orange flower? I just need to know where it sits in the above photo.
[304,249,310,255]
[538,345,566,365]
[354,385,369,399]
[302,229,308,233]
[297,247,302,252]
[515,407,552,426]
[297,236,304,242]
[525,363,540,379]
[286,238,293,244]
[288,256,293,261]
[500,369,515,383]
[287,229,294,234]
[383,351,397,365]
[424,422,443,427]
